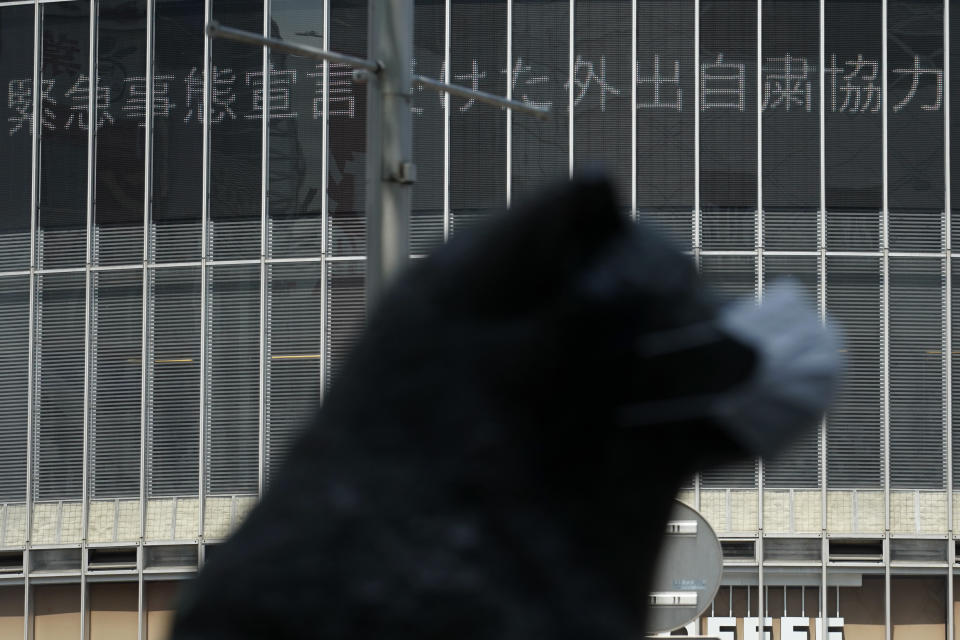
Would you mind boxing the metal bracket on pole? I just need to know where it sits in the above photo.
[206,8,549,311]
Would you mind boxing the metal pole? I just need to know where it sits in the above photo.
[365,0,414,311]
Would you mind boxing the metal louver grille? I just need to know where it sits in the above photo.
[701,456,758,489]
[825,255,883,488]
[206,265,260,495]
[325,261,365,389]
[89,270,142,499]
[823,0,881,234]
[147,267,200,497]
[826,211,882,252]
[700,254,757,304]
[887,0,944,248]
[700,212,757,251]
[699,0,757,218]
[762,255,820,488]
[760,0,819,214]
[410,0,445,256]
[150,0,204,263]
[266,0,325,260]
[888,257,944,489]
[327,0,368,257]
[0,4,33,272]
[889,211,945,253]
[449,0,506,235]
[208,0,264,261]
[763,211,819,251]
[953,261,960,488]
[510,0,569,203]
[37,1,89,271]
[0,276,29,502]
[93,0,147,267]
[574,0,632,218]
[699,254,757,488]
[34,273,86,501]
[637,0,695,245]
[266,263,322,483]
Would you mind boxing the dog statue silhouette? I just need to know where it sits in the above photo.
[173,176,838,639]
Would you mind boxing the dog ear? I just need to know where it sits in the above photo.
[412,175,628,317]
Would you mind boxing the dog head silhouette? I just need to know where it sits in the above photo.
[173,176,837,640]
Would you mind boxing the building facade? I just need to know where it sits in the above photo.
[0,0,956,637]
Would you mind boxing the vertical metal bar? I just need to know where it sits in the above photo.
[198,0,213,542]
[138,0,155,634]
[442,0,450,241]
[881,0,890,514]
[944,2,954,637]
[695,472,701,512]
[945,0,953,518]
[82,0,97,541]
[257,0,270,500]
[364,0,413,310]
[319,0,330,400]
[81,579,89,640]
[819,0,828,634]
[24,1,40,636]
[692,0,703,525]
[881,0,891,636]
[139,0,155,544]
[631,0,636,221]
[506,0,512,209]
[818,0,827,525]
[884,536,891,640]
[756,0,763,280]
[24,577,32,640]
[755,0,764,624]
[693,0,700,259]
[137,546,144,640]
[568,0,573,180]
[80,1,99,636]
